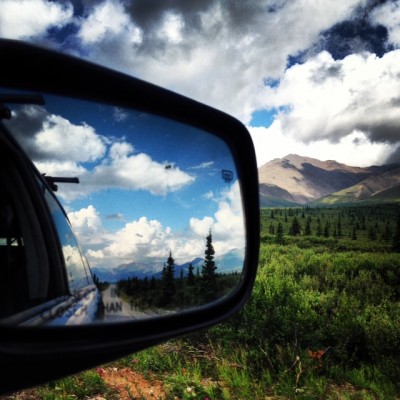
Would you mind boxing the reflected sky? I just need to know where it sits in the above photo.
[3,92,245,275]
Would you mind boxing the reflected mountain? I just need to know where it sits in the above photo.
[91,248,244,283]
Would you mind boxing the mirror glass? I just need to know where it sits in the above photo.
[0,91,245,325]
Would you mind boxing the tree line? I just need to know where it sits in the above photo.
[117,230,240,311]
[261,204,400,251]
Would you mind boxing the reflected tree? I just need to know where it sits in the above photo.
[201,229,218,302]
[161,251,175,306]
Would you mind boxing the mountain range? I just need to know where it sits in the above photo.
[259,154,400,206]
[91,248,244,283]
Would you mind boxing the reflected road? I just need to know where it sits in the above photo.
[101,284,149,322]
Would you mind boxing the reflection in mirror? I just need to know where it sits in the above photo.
[0,91,246,325]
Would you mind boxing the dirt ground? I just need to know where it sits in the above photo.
[98,367,167,399]
[0,367,167,400]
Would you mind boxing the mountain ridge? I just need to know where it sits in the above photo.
[259,154,400,206]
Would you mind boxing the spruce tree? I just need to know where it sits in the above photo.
[316,222,322,237]
[275,222,284,244]
[351,226,357,240]
[201,230,218,302]
[392,215,400,252]
[289,216,301,236]
[187,263,195,285]
[304,220,311,236]
[323,222,330,237]
[161,251,175,306]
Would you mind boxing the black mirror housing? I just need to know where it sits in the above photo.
[0,39,259,393]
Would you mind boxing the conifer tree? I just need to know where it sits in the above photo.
[201,230,218,302]
[275,222,284,244]
[187,263,195,285]
[337,217,342,237]
[161,251,175,305]
[304,219,311,235]
[316,222,322,237]
[270,209,275,219]
[289,216,301,236]
[392,215,400,252]
[323,222,330,237]
[351,226,357,240]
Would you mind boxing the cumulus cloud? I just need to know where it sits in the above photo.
[74,0,361,122]
[86,145,195,197]
[190,181,245,254]
[250,124,393,167]
[0,0,73,39]
[254,50,400,164]
[70,182,245,269]
[67,205,106,246]
[8,105,106,162]
[6,105,195,200]
[370,1,400,48]
[78,0,141,45]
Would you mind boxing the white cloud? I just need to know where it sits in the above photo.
[0,0,73,39]
[189,181,245,254]
[86,149,195,197]
[78,0,141,45]
[250,123,393,168]
[9,106,195,200]
[69,182,245,269]
[34,160,87,177]
[251,50,400,165]
[68,205,105,246]
[190,216,214,237]
[74,0,361,123]
[158,12,184,44]
[370,1,400,47]
[35,114,106,162]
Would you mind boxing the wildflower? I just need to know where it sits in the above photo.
[307,348,327,369]
[186,386,196,397]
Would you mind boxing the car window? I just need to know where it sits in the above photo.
[43,190,91,293]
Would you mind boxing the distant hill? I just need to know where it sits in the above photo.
[258,154,399,206]
[91,248,244,283]
[318,166,400,204]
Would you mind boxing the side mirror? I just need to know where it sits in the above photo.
[0,40,259,392]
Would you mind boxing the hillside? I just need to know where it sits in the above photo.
[318,166,400,204]
[259,154,399,206]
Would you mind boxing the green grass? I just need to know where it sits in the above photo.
[38,370,118,400]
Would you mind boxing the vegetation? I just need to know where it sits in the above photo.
[19,204,400,399]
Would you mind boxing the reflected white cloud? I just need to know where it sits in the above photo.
[69,181,244,270]
[7,105,195,200]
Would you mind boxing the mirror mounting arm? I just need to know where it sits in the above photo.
[43,176,80,192]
